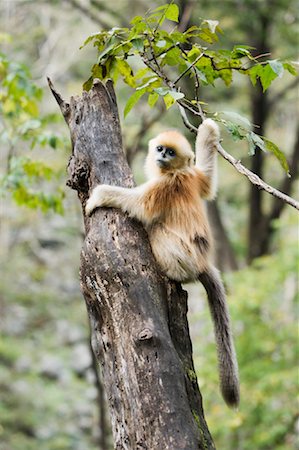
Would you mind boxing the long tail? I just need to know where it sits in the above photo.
[198,266,240,407]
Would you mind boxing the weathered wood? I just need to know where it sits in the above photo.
[49,78,215,450]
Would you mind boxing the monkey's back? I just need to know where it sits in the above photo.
[144,169,213,282]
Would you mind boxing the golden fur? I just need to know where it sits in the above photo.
[85,119,240,407]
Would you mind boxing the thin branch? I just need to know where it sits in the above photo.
[178,105,299,212]
[47,77,70,122]
[142,46,299,212]
[173,53,204,85]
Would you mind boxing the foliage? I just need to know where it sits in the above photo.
[192,213,298,449]
[81,2,297,173]
[0,50,66,213]
[0,235,104,450]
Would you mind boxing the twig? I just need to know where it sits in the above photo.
[142,47,299,212]
[178,105,299,212]
[173,53,204,85]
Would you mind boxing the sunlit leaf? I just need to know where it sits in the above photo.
[148,92,159,107]
[259,63,278,92]
[164,4,179,23]
[204,19,219,34]
[116,59,135,87]
[263,138,290,174]
[283,62,298,76]
[124,89,145,117]
[269,60,284,78]
[163,93,175,109]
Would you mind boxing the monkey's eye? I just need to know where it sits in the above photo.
[156,145,163,153]
[167,148,176,157]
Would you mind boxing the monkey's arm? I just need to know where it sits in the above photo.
[85,184,148,222]
[195,119,220,199]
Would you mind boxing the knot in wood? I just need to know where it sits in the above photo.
[138,328,153,342]
[66,157,90,192]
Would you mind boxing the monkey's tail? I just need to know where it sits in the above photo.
[198,266,240,408]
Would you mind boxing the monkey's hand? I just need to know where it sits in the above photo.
[85,185,111,216]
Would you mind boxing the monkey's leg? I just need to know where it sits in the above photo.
[198,266,240,407]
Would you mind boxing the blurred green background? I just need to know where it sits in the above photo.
[0,1,298,449]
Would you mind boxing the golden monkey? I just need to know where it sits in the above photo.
[86,119,240,407]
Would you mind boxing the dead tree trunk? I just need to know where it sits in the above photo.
[49,78,215,450]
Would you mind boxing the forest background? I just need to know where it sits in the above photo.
[0,1,298,449]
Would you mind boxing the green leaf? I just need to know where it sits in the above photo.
[130,15,143,25]
[148,92,159,107]
[249,65,262,86]
[260,63,278,92]
[220,111,252,131]
[223,121,245,141]
[283,62,298,76]
[162,90,184,109]
[162,47,181,66]
[97,44,115,63]
[156,39,167,48]
[124,89,145,117]
[232,45,255,59]
[154,87,170,96]
[219,69,233,86]
[164,4,179,23]
[136,76,159,90]
[163,93,175,109]
[116,59,135,87]
[263,138,290,174]
[269,60,284,78]
[83,76,93,91]
[246,131,265,155]
[168,91,185,101]
[131,38,144,52]
[198,28,218,44]
[204,19,219,34]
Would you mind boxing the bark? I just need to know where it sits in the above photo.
[49,78,215,450]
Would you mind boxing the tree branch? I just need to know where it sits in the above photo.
[178,105,299,211]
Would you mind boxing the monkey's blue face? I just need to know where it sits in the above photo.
[155,145,176,167]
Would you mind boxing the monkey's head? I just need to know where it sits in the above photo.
[145,130,194,178]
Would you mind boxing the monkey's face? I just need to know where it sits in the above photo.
[145,130,194,179]
[155,144,177,168]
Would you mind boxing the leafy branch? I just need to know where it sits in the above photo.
[81,3,298,211]
[0,52,65,213]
